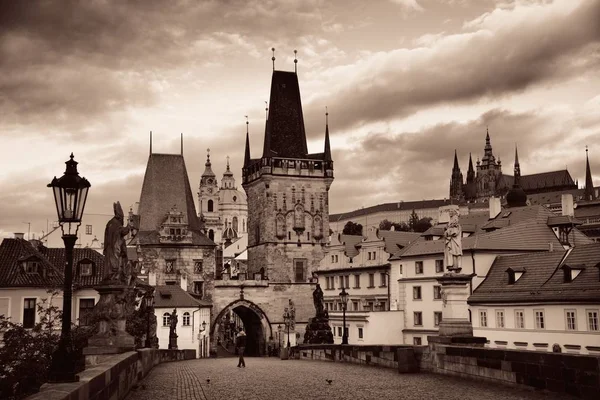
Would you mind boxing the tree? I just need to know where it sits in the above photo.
[408,210,420,232]
[379,219,410,232]
[414,217,434,233]
[342,221,363,236]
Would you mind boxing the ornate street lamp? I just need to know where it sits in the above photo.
[47,153,91,382]
[339,287,349,345]
[277,324,282,351]
[283,308,291,348]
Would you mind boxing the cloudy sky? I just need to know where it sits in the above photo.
[1,0,599,238]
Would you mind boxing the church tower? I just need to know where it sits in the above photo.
[242,68,334,282]
[463,153,477,202]
[475,128,503,201]
[449,150,464,202]
[584,147,596,201]
[198,150,221,243]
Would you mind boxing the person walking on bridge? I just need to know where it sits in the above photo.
[236,329,246,368]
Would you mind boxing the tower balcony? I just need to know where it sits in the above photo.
[243,157,333,184]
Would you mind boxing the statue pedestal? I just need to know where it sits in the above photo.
[437,273,475,337]
[304,315,334,344]
[168,334,178,350]
[83,283,135,364]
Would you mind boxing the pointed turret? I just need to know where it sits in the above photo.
[244,119,251,167]
[514,145,521,185]
[506,144,527,208]
[481,127,496,165]
[450,150,464,201]
[453,150,460,170]
[466,153,475,184]
[221,156,236,189]
[201,149,215,179]
[584,146,596,200]
[324,109,332,162]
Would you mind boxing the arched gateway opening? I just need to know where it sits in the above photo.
[212,299,272,357]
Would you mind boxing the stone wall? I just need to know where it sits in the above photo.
[27,349,196,400]
[292,344,430,373]
[429,342,600,399]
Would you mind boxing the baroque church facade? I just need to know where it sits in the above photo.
[450,130,579,203]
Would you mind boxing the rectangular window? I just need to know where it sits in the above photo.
[588,310,599,331]
[413,337,422,345]
[165,259,175,273]
[294,259,306,282]
[24,261,39,274]
[535,310,545,329]
[80,262,92,276]
[413,286,422,300]
[565,310,577,331]
[414,311,423,326]
[194,260,203,274]
[515,310,525,329]
[367,252,371,260]
[434,311,442,327]
[380,273,387,287]
[23,298,36,328]
[354,274,360,288]
[495,310,505,328]
[435,260,444,273]
[79,298,95,326]
[480,310,488,327]
[165,280,176,285]
[352,301,359,311]
[433,285,442,300]
[358,327,363,339]
[345,275,350,289]
[415,261,424,274]
[337,326,342,336]
[335,255,338,263]
[368,273,375,288]
[86,225,92,235]
[331,255,335,263]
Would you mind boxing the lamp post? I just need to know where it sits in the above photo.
[277,324,282,352]
[283,309,291,348]
[144,293,154,348]
[47,153,91,383]
[339,287,349,345]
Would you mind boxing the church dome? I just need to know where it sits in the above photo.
[219,187,247,206]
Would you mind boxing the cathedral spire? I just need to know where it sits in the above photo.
[506,144,527,207]
[453,149,460,170]
[514,144,521,184]
[324,107,332,162]
[244,117,251,167]
[482,127,496,165]
[584,146,596,200]
[466,152,475,184]
[449,150,464,201]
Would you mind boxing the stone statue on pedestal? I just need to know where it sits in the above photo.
[103,201,133,285]
[304,284,334,344]
[169,308,178,349]
[444,208,463,273]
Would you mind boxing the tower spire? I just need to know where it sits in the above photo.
[294,49,298,74]
[271,47,276,70]
[244,116,251,167]
[453,149,460,170]
[584,145,596,200]
[450,150,463,201]
[514,144,521,184]
[506,143,527,207]
[324,106,332,162]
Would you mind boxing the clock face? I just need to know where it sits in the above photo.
[207,188,213,194]
[207,178,213,184]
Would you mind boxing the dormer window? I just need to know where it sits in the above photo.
[80,262,92,276]
[24,261,40,274]
[506,267,525,284]
[562,264,585,283]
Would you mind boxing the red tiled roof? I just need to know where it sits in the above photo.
[153,285,212,309]
[469,243,600,304]
[0,238,106,288]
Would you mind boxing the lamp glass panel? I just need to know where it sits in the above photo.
[75,186,89,221]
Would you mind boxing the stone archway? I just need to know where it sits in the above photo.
[211,299,272,357]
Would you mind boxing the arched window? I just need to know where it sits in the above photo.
[183,312,190,326]
[232,216,238,232]
[208,229,214,241]
[208,199,214,212]
[162,313,170,327]
[242,219,246,232]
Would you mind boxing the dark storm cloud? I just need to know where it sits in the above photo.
[0,0,322,136]
[327,107,600,213]
[301,0,600,139]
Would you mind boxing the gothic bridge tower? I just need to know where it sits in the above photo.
[242,69,334,283]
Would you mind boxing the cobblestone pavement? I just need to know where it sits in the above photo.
[127,358,576,400]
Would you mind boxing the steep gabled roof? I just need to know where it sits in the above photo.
[262,70,309,159]
[377,230,420,255]
[481,204,553,230]
[137,153,203,233]
[42,246,106,288]
[340,234,363,258]
[469,243,600,304]
[500,170,576,193]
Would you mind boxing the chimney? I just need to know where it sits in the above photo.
[14,232,24,239]
[489,197,501,219]
[561,194,574,217]
[180,274,188,291]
